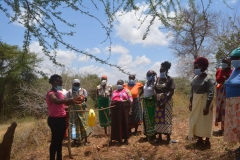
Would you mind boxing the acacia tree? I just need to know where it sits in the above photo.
[0,0,221,73]
[0,0,232,78]
[215,14,240,64]
[169,1,218,76]
[0,42,41,114]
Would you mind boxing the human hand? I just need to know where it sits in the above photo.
[111,100,117,105]
[73,95,84,104]
[189,103,192,111]
[203,107,209,115]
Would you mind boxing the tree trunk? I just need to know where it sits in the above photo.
[0,122,17,160]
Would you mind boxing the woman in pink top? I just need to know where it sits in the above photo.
[46,74,81,160]
[110,79,133,144]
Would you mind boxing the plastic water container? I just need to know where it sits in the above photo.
[88,109,96,127]
[71,124,76,139]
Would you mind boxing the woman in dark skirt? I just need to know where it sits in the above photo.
[110,79,133,144]
[124,74,143,135]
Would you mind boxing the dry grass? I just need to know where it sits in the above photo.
[0,93,239,160]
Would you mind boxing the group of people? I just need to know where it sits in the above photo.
[46,76,92,160]
[46,46,240,160]
[97,61,176,145]
[188,47,240,151]
[215,47,240,153]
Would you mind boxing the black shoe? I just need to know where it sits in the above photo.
[196,139,204,148]
[158,137,163,143]
[123,139,129,145]
[205,140,211,149]
[234,147,240,154]
[166,135,171,144]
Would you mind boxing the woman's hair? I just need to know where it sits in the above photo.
[49,74,62,84]
[194,57,209,68]
[161,61,171,70]
[117,79,124,85]
[128,74,135,80]
[146,70,156,77]
[222,57,231,65]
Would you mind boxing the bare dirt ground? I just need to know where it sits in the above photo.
[7,117,237,160]
[1,93,238,160]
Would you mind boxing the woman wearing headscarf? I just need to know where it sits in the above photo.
[215,57,232,133]
[224,47,240,150]
[188,57,215,149]
[46,74,81,160]
[142,70,157,140]
[154,61,175,143]
[96,75,112,135]
[124,74,144,135]
[110,79,133,144]
[67,79,92,145]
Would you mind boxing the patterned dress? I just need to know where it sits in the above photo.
[154,76,175,134]
[142,81,156,137]
[67,88,92,141]
[97,84,112,127]
[224,68,240,143]
[215,68,232,130]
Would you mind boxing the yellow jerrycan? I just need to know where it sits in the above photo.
[88,109,96,127]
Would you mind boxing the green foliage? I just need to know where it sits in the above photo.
[174,77,191,96]
[215,31,240,62]
[0,43,41,115]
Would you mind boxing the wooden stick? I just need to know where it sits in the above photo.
[68,105,116,112]
[67,106,73,159]
[102,107,111,151]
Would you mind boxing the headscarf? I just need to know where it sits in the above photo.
[146,70,156,86]
[101,75,107,80]
[194,57,209,68]
[72,79,80,91]
[72,79,80,84]
[230,47,240,57]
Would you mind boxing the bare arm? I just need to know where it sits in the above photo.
[49,92,75,105]
[139,86,144,97]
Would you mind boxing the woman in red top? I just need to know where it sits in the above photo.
[46,74,81,160]
[215,57,232,133]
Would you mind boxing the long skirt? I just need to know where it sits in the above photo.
[110,101,130,141]
[188,93,213,140]
[155,98,173,134]
[129,98,143,129]
[224,96,240,144]
[69,103,92,140]
[142,96,156,137]
[98,96,111,127]
[215,85,226,130]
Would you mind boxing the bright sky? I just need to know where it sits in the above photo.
[0,0,239,85]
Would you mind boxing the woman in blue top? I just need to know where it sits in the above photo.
[224,47,240,147]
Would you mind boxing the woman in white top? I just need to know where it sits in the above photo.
[142,70,157,140]
[67,79,92,145]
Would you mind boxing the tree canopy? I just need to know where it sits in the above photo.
[0,42,41,114]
